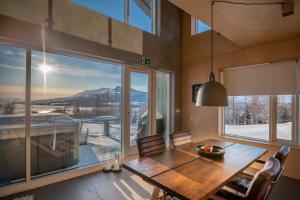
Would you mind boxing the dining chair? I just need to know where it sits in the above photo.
[136,134,166,158]
[242,146,290,178]
[210,156,281,200]
[136,135,167,200]
[169,130,193,149]
[226,146,290,195]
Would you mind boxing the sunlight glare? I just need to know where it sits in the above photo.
[39,63,52,74]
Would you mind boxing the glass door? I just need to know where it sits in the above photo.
[123,67,152,156]
[129,71,150,146]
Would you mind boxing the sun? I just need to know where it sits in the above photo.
[39,63,52,74]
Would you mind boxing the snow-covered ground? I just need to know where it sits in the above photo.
[225,122,292,140]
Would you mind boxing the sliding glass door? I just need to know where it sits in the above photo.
[123,67,171,156]
[123,67,152,155]
[156,72,171,145]
[129,70,150,146]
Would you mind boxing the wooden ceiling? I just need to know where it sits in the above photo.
[169,0,300,47]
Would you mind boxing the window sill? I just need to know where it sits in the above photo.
[219,134,300,150]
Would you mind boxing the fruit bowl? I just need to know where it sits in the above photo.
[196,145,225,158]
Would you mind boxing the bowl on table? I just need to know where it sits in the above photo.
[196,145,225,158]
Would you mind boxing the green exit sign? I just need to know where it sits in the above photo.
[141,57,151,65]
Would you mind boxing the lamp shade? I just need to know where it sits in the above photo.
[196,73,228,107]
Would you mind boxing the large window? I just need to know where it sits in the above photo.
[0,44,26,186]
[222,61,299,144]
[0,43,172,188]
[71,0,158,34]
[225,96,270,141]
[30,51,122,176]
[224,95,295,143]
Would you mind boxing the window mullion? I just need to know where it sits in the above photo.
[152,0,157,34]
[124,0,129,24]
[294,95,299,146]
[25,48,32,182]
[270,95,277,142]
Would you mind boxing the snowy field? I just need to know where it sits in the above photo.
[225,122,292,140]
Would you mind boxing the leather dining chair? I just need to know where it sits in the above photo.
[210,156,281,200]
[226,146,290,196]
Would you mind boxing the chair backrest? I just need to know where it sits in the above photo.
[263,146,290,199]
[273,145,290,165]
[169,130,193,148]
[246,157,281,200]
[136,135,166,158]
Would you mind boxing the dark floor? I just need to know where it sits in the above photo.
[1,170,300,200]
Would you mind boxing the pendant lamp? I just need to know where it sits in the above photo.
[196,2,228,107]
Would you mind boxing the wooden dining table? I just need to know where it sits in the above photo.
[123,139,267,200]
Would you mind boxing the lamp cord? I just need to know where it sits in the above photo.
[209,0,283,76]
[211,2,214,75]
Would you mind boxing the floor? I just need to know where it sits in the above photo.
[2,170,300,200]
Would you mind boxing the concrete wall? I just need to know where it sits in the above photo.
[0,0,182,129]
[181,12,300,179]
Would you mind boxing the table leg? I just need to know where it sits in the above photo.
[151,186,160,200]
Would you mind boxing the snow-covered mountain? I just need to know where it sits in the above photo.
[32,86,147,106]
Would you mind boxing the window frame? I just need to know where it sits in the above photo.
[127,0,159,34]
[221,94,299,147]
[71,0,159,34]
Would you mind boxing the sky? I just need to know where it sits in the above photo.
[0,43,148,101]
[71,0,152,33]
[197,19,211,33]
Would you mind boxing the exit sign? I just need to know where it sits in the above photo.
[141,57,151,65]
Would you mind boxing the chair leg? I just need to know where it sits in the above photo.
[162,191,167,200]
[151,186,160,200]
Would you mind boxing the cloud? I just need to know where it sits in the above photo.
[0,46,26,58]
[0,63,26,70]
[31,60,122,79]
[31,87,82,100]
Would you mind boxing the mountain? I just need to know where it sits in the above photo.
[74,88,110,98]
[32,86,147,106]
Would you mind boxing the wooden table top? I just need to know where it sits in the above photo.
[150,143,267,200]
[123,148,198,180]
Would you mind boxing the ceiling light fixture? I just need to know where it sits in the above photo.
[196,1,228,107]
